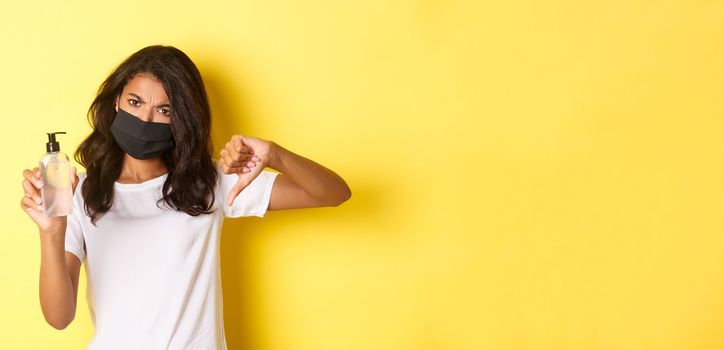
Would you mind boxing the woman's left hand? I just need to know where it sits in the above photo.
[219,134,273,206]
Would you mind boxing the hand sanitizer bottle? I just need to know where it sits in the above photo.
[39,132,73,217]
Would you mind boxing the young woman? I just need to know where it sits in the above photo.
[20,45,351,349]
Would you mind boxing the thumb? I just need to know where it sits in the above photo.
[71,166,79,194]
[226,178,251,206]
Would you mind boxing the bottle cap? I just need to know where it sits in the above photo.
[46,132,66,153]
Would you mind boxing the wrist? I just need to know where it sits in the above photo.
[39,229,65,244]
[39,220,67,240]
[267,141,285,170]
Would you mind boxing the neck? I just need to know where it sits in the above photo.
[117,154,168,184]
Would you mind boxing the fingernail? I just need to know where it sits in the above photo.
[35,198,42,205]
[37,181,44,188]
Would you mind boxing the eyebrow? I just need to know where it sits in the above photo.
[128,93,171,108]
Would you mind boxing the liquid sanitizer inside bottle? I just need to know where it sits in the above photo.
[39,132,73,217]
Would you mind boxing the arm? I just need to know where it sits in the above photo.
[219,135,352,210]
[266,142,351,210]
[38,229,82,330]
[22,167,81,330]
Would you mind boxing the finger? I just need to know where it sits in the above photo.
[231,152,254,162]
[21,196,43,212]
[225,149,254,163]
[222,146,255,164]
[224,158,257,169]
[71,167,78,193]
[231,136,243,153]
[225,143,252,161]
[225,165,254,174]
[217,159,237,175]
[224,142,239,162]
[218,151,233,173]
[23,169,43,188]
[225,140,242,156]
[230,136,253,154]
[226,180,251,206]
[22,179,42,205]
[219,149,232,169]
[33,167,43,182]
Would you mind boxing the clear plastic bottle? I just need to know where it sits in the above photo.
[39,132,73,217]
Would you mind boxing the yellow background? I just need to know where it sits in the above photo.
[2,0,723,349]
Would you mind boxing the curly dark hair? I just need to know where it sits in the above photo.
[75,45,216,225]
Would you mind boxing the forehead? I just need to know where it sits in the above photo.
[122,74,169,101]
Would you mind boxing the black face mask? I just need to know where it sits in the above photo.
[110,108,174,160]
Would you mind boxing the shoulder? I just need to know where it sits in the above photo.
[74,172,88,199]
[70,172,88,210]
[76,171,88,189]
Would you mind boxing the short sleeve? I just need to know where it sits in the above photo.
[65,173,86,263]
[218,166,279,218]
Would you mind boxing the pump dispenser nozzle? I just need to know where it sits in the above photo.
[46,132,66,153]
[39,131,72,216]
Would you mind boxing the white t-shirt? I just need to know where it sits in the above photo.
[64,163,278,349]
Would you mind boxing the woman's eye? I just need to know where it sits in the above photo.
[157,108,171,116]
[128,99,140,106]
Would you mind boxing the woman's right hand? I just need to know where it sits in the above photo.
[20,167,79,234]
